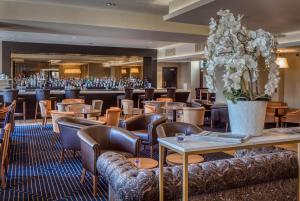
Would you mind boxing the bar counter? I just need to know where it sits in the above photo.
[1,89,190,119]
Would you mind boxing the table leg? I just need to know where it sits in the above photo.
[182,153,188,201]
[159,144,164,201]
[173,110,176,122]
[297,143,300,201]
[84,114,87,119]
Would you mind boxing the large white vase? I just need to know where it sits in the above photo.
[227,101,267,136]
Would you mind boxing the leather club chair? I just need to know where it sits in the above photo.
[120,113,168,158]
[156,122,202,162]
[57,117,102,163]
[77,125,140,196]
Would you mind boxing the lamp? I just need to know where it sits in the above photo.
[121,69,127,74]
[64,69,82,74]
[130,68,139,74]
[276,57,289,69]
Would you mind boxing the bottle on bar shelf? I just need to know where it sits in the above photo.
[14,73,148,90]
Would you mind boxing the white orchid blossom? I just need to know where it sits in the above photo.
[205,10,279,101]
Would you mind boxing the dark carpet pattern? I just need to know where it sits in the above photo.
[0,124,108,201]
[0,124,232,201]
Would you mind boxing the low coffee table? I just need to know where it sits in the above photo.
[166,153,204,166]
[128,157,158,169]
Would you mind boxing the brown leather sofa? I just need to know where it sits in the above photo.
[120,113,168,158]
[57,117,102,162]
[156,122,202,162]
[77,125,141,196]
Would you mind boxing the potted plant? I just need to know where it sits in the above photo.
[205,10,280,136]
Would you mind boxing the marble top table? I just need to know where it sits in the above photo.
[158,128,300,201]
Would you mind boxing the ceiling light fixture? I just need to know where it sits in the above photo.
[106,2,116,6]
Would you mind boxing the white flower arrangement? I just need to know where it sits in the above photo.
[205,10,279,102]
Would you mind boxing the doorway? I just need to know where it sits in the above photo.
[162,67,177,88]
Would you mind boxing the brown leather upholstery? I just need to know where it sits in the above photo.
[57,117,102,162]
[120,113,168,157]
[77,125,140,195]
[156,122,202,162]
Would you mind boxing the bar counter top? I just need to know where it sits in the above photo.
[13,88,190,95]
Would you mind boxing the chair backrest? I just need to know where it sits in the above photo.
[50,111,75,133]
[156,122,202,138]
[1,123,11,167]
[105,108,121,126]
[35,89,50,101]
[156,98,173,102]
[64,88,81,99]
[267,101,286,115]
[144,88,155,100]
[39,100,52,117]
[144,104,156,114]
[183,107,205,126]
[62,98,85,104]
[121,99,134,115]
[3,89,18,103]
[144,101,165,114]
[92,100,103,113]
[166,87,176,100]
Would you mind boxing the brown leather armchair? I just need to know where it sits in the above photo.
[156,122,203,162]
[57,117,102,163]
[77,125,140,196]
[120,113,168,158]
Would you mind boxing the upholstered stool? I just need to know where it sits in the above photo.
[35,89,57,120]
[64,88,84,100]
[3,89,26,121]
[138,88,154,108]
[161,87,176,101]
[117,87,134,107]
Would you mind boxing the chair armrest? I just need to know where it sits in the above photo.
[77,129,101,175]
[120,115,145,131]
[148,116,168,144]
[109,127,141,156]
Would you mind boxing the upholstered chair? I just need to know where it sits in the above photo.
[121,99,142,119]
[50,111,75,134]
[39,100,52,127]
[143,101,166,114]
[183,107,205,127]
[156,122,202,162]
[282,109,300,126]
[57,116,102,163]
[120,113,168,158]
[77,125,140,196]
[66,104,92,118]
[265,101,287,127]
[144,104,156,114]
[156,98,173,102]
[62,99,85,104]
[0,123,11,188]
[98,107,121,126]
[165,102,186,122]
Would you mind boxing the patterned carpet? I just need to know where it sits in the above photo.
[0,124,108,201]
[0,124,232,201]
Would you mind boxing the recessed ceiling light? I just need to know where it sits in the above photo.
[106,2,116,6]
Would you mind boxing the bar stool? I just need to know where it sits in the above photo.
[3,89,26,121]
[138,88,155,108]
[35,89,57,120]
[161,87,176,101]
[116,87,134,107]
[65,88,80,99]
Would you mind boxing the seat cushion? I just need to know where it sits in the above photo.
[131,130,149,141]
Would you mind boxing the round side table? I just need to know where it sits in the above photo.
[166,153,204,166]
[128,157,158,169]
